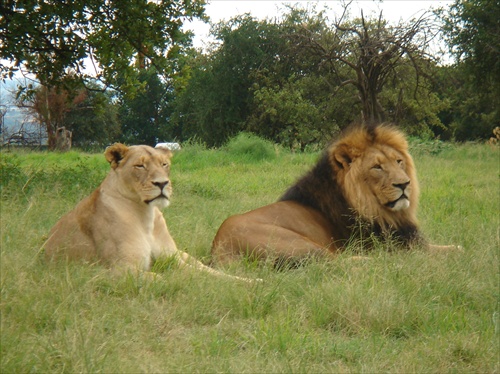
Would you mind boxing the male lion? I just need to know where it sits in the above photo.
[212,123,457,265]
[44,143,256,282]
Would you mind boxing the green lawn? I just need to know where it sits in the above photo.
[1,139,498,373]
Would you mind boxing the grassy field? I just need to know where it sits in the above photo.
[1,135,499,373]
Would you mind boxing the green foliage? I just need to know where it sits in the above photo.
[379,63,451,138]
[432,64,499,140]
[437,0,500,140]
[285,8,444,128]
[118,68,172,146]
[172,5,456,147]
[65,82,121,149]
[248,75,335,150]
[0,0,206,93]
[441,0,500,95]
[172,15,285,146]
[3,1,497,149]
[172,10,350,148]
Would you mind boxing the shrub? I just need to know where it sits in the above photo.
[224,132,277,162]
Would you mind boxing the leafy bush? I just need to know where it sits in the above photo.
[408,137,455,156]
[224,132,277,161]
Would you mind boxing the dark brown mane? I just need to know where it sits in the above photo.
[279,151,354,245]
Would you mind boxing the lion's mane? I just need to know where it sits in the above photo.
[279,123,426,248]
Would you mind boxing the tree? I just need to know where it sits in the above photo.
[0,0,206,94]
[172,8,357,147]
[118,68,171,146]
[16,79,120,149]
[441,0,500,96]
[433,63,497,140]
[247,76,326,150]
[16,83,84,149]
[171,5,457,147]
[172,15,285,146]
[2,1,205,148]
[64,83,121,149]
[438,0,500,139]
[291,8,442,126]
[246,7,358,147]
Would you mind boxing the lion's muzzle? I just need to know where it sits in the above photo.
[145,180,171,206]
[385,180,411,211]
[386,194,410,211]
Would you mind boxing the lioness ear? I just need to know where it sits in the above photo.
[105,143,129,169]
[154,146,173,159]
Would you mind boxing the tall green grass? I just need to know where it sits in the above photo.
[1,138,498,372]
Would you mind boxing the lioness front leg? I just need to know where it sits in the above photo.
[174,251,262,283]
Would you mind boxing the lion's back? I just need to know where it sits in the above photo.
[44,190,100,262]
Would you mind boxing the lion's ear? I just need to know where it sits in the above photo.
[105,143,129,169]
[332,145,353,170]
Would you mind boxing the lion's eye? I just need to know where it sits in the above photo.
[397,159,403,166]
[134,164,145,169]
[372,164,382,170]
[162,163,169,168]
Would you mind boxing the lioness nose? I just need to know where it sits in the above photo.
[393,181,410,191]
[153,181,169,190]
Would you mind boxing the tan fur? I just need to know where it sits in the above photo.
[212,123,457,265]
[45,143,258,282]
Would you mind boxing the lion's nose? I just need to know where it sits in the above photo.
[393,181,410,191]
[153,181,169,190]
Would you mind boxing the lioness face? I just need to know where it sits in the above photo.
[360,146,412,212]
[105,144,173,208]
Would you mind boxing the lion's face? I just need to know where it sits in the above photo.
[104,143,173,208]
[358,147,412,212]
[331,125,419,226]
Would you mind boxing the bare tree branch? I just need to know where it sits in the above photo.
[288,3,437,123]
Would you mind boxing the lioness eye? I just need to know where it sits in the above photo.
[397,159,403,166]
[372,164,382,170]
[135,164,145,169]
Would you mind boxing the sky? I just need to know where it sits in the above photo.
[186,0,454,50]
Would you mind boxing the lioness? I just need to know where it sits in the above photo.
[212,123,459,265]
[44,143,257,282]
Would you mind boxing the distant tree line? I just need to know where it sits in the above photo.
[1,0,498,149]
